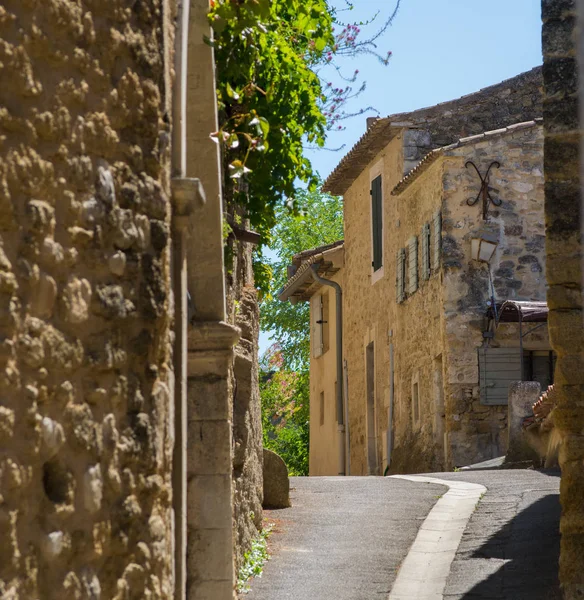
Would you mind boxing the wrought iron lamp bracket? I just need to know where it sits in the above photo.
[465,160,501,220]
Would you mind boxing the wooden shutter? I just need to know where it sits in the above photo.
[396,249,405,303]
[421,223,431,281]
[407,236,418,295]
[478,347,522,405]
[312,295,323,358]
[371,175,383,271]
[432,210,441,271]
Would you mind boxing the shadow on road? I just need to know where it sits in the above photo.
[459,493,561,599]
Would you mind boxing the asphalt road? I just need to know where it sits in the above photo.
[244,476,446,600]
[432,469,561,600]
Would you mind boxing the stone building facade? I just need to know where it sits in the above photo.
[541,0,584,597]
[0,1,262,599]
[281,71,555,475]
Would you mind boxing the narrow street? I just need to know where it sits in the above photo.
[244,470,561,600]
[245,477,447,600]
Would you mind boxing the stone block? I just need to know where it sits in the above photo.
[187,377,230,421]
[543,134,580,179]
[506,381,541,464]
[187,527,234,583]
[542,0,576,20]
[543,94,579,134]
[187,421,232,476]
[263,449,290,509]
[187,580,235,600]
[187,475,232,530]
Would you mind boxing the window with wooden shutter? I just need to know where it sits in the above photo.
[432,210,441,271]
[312,295,323,358]
[371,175,383,272]
[407,236,418,295]
[478,347,522,405]
[421,222,431,281]
[396,248,406,303]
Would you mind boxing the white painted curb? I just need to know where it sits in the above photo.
[388,475,486,600]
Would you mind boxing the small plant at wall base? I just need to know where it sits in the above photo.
[237,523,274,594]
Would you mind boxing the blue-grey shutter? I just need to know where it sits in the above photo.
[371,175,383,271]
[407,236,418,295]
[432,210,441,271]
[421,223,430,281]
[478,347,522,405]
[396,249,405,303]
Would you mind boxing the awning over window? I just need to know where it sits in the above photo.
[488,300,549,324]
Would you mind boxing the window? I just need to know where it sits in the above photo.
[407,236,418,295]
[412,381,420,425]
[319,391,325,426]
[432,210,441,271]
[524,351,556,391]
[312,295,323,358]
[421,222,431,281]
[396,248,406,303]
[478,347,522,405]
[371,175,383,272]
[311,293,329,358]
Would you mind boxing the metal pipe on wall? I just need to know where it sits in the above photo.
[311,266,345,476]
[170,1,190,595]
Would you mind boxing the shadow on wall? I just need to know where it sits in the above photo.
[453,478,561,600]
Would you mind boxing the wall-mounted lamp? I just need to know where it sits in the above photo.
[471,231,498,263]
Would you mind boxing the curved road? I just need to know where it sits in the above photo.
[244,476,446,600]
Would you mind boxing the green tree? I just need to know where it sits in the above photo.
[260,347,310,476]
[261,188,344,371]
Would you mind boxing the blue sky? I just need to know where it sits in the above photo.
[259,0,543,355]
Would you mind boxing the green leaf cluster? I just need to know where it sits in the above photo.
[209,0,336,242]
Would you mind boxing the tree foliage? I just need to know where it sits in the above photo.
[260,347,310,476]
[209,0,400,245]
[260,189,344,371]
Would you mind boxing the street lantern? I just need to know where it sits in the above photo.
[471,231,498,263]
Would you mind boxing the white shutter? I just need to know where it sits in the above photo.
[432,210,441,271]
[407,236,418,295]
[396,249,405,303]
[478,347,522,405]
[421,223,430,281]
[312,295,323,358]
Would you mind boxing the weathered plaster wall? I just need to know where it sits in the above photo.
[309,274,342,476]
[440,124,547,467]
[0,1,175,598]
[541,0,584,597]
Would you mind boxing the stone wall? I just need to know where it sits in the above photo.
[226,235,263,572]
[440,124,548,467]
[341,122,547,475]
[541,0,584,597]
[0,1,175,598]
[325,67,543,196]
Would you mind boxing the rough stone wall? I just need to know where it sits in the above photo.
[386,161,446,474]
[541,0,584,597]
[0,2,175,598]
[225,236,263,571]
[342,124,547,474]
[325,67,543,196]
[440,125,548,467]
[342,134,404,476]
